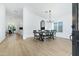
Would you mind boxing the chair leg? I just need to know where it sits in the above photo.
[53,37,54,40]
[52,36,54,40]
[70,35,72,41]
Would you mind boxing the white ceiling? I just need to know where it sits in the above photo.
[2,3,72,19]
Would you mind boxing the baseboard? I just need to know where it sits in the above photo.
[23,35,33,40]
[0,38,6,44]
[56,36,70,40]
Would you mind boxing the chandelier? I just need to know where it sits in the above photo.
[46,10,53,23]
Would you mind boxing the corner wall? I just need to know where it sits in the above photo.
[52,4,72,39]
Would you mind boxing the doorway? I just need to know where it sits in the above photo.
[5,7,23,39]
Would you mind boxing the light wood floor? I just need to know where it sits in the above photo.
[0,34,72,56]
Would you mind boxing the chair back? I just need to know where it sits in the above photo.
[33,30,37,34]
[53,30,57,36]
[45,30,50,35]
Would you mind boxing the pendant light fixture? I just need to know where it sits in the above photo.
[46,10,53,23]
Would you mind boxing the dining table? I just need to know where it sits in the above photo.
[36,30,54,41]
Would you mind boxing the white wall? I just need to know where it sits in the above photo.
[52,4,72,39]
[23,4,72,39]
[0,4,6,42]
[18,17,23,36]
[23,7,46,39]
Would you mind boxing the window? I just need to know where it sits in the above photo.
[54,22,57,32]
[58,22,63,32]
[54,22,63,32]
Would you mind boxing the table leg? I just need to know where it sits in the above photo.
[40,34,44,41]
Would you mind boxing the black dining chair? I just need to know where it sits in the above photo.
[53,30,57,37]
[45,30,50,39]
[40,30,50,40]
[50,30,56,40]
[33,30,40,39]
